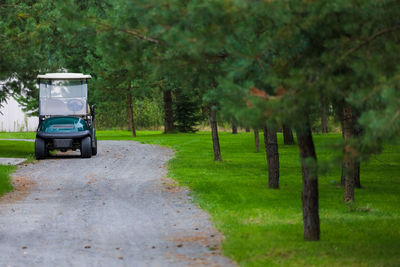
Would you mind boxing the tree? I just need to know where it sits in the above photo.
[263,127,279,189]
[0,0,62,111]
[296,124,320,240]
[341,102,356,201]
[282,125,295,145]
[232,123,238,134]
[126,81,136,137]
[254,129,260,152]
[163,89,174,133]
[212,0,325,240]
[320,96,329,133]
[174,87,203,133]
[314,0,400,202]
[135,0,231,160]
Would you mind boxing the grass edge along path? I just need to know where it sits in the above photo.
[1,131,399,266]
[0,140,34,197]
[0,165,16,197]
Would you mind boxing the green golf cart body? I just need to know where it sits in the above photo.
[35,73,97,159]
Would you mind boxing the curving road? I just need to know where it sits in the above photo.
[0,140,234,267]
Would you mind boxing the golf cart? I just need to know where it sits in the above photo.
[35,73,97,159]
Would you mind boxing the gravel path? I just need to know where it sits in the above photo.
[0,140,234,267]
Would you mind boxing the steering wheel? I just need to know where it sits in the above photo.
[67,99,84,112]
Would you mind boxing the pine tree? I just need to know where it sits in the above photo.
[174,88,203,133]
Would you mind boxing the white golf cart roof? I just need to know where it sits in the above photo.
[37,73,92,80]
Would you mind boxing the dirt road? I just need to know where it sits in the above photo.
[0,141,234,266]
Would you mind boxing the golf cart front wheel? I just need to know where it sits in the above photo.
[81,136,92,158]
[35,138,46,160]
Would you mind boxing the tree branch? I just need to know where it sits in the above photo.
[91,19,162,45]
[342,25,400,59]
[0,4,19,8]
[120,28,161,44]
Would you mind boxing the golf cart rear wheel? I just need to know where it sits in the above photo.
[35,138,46,160]
[91,137,97,156]
[81,136,92,158]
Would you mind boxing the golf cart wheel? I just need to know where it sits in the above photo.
[91,137,97,156]
[81,136,92,158]
[35,138,46,160]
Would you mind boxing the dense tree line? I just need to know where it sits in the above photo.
[1,0,399,241]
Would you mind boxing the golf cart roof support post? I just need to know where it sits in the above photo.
[38,78,41,115]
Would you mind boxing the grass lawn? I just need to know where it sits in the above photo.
[99,130,399,266]
[1,130,399,266]
[0,165,16,196]
[0,139,34,197]
[0,131,35,139]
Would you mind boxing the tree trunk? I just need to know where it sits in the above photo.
[354,161,361,188]
[209,104,222,161]
[296,125,320,241]
[340,109,362,188]
[321,95,329,133]
[245,127,250,132]
[163,89,174,133]
[340,161,345,186]
[341,142,361,188]
[232,123,238,134]
[126,82,136,137]
[254,129,260,152]
[341,103,355,202]
[282,124,295,145]
[354,125,362,188]
[263,127,279,189]
[340,118,345,186]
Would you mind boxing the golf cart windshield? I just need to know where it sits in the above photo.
[39,80,88,116]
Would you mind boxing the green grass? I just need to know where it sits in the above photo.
[0,165,16,196]
[97,130,162,140]
[0,141,35,159]
[1,130,399,266]
[0,138,34,197]
[97,130,400,266]
[0,131,35,139]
